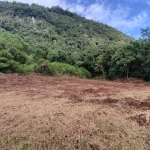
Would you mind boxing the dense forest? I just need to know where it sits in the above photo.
[0,1,150,80]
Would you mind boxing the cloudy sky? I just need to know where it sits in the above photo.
[1,0,150,39]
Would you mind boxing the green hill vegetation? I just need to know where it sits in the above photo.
[0,1,150,80]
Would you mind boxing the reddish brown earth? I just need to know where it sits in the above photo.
[0,74,150,150]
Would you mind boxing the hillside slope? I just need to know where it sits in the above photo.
[0,2,132,54]
[0,1,140,78]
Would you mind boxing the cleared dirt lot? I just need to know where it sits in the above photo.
[0,74,150,150]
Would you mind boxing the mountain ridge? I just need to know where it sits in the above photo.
[0,1,132,41]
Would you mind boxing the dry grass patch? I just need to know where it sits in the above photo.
[0,74,150,150]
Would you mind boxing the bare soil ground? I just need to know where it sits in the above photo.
[0,73,150,150]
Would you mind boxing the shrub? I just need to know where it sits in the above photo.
[35,60,58,76]
[35,60,91,78]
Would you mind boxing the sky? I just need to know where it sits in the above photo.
[1,0,150,39]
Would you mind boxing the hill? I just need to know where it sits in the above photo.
[0,1,133,75]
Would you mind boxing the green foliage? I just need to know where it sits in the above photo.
[0,2,150,81]
[0,59,22,74]
[108,46,135,78]
[20,64,36,74]
[35,60,91,78]
[95,46,116,77]
[77,67,92,78]
[0,30,28,73]
[35,60,58,76]
[95,40,150,80]
[0,1,132,76]
[141,26,150,39]
[50,62,92,78]
[33,48,46,62]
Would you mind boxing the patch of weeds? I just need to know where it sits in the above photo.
[55,136,66,149]
[79,139,88,150]
[44,127,54,133]
[32,134,68,149]
[95,119,103,129]
[107,124,117,133]
[94,119,107,138]
[6,135,29,145]
[19,143,28,150]
[74,139,88,150]
[0,142,2,149]
[6,139,12,145]
[131,134,140,140]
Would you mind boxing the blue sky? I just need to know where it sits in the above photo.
[1,0,150,39]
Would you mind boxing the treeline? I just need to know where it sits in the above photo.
[96,38,150,81]
[0,2,150,80]
[0,29,150,80]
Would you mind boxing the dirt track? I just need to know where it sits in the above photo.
[0,74,150,150]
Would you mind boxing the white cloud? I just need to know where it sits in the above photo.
[5,0,69,8]
[69,2,148,33]
[106,11,148,31]
[69,4,85,14]
[81,3,111,21]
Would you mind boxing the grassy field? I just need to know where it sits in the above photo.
[0,74,150,150]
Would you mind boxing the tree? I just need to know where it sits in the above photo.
[141,26,150,39]
[95,46,116,77]
[109,47,135,78]
[33,48,46,62]
[0,31,28,73]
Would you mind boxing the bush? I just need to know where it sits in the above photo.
[77,67,92,78]
[35,60,58,76]
[35,60,91,78]
[20,64,36,74]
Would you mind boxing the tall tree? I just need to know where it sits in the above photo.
[141,26,150,39]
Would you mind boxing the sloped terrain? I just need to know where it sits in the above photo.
[0,74,150,150]
[0,2,132,77]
